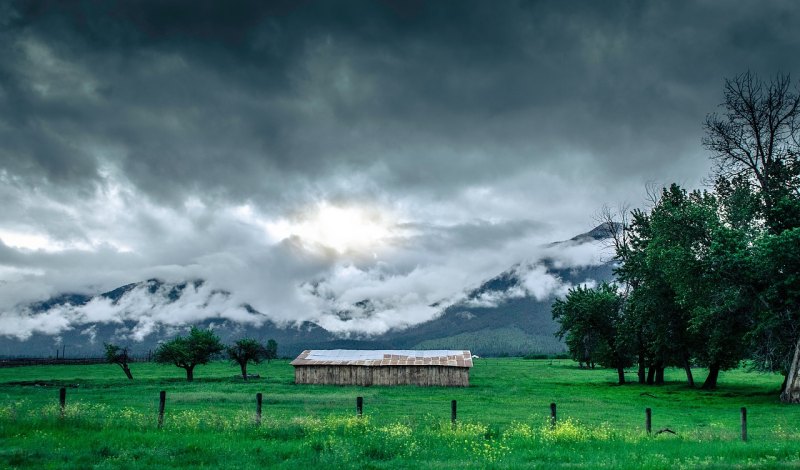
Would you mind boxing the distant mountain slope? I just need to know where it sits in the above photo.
[0,318,335,359]
[0,279,337,358]
[376,257,615,355]
[565,221,621,244]
[412,326,565,356]
[0,224,617,358]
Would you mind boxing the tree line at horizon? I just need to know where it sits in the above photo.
[553,72,800,402]
[105,328,278,381]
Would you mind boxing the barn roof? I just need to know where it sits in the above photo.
[291,349,473,368]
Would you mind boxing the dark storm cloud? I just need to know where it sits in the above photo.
[1,1,799,338]
[401,219,550,253]
[2,0,798,210]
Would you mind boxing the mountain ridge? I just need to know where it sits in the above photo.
[0,224,617,357]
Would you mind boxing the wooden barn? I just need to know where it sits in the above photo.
[291,349,473,387]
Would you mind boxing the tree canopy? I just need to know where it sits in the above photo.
[553,282,630,384]
[153,327,224,382]
[227,338,271,380]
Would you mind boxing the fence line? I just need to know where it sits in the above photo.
[48,390,751,441]
[0,356,152,368]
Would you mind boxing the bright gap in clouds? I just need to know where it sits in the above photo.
[265,203,393,254]
[0,229,71,252]
[0,227,133,254]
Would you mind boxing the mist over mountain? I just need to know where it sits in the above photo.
[0,225,617,357]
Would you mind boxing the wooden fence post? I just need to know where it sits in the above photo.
[550,402,557,428]
[356,396,363,417]
[741,407,747,442]
[451,400,457,426]
[158,391,166,429]
[645,408,652,435]
[59,387,66,418]
[256,393,263,426]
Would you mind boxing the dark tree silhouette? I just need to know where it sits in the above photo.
[703,71,800,232]
[227,338,268,380]
[104,343,134,380]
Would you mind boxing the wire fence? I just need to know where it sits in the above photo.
[33,388,751,442]
[0,355,153,368]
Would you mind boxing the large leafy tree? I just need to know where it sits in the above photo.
[704,72,800,398]
[612,185,752,389]
[648,186,751,389]
[600,72,800,396]
[227,338,268,380]
[154,327,224,382]
[553,283,631,384]
[752,226,800,398]
[613,203,698,387]
[601,207,650,384]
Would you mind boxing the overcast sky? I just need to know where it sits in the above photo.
[1,1,799,339]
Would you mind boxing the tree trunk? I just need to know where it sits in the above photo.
[240,363,248,380]
[655,366,665,385]
[116,362,134,380]
[780,336,800,403]
[638,351,646,384]
[683,355,694,388]
[646,365,655,385]
[701,363,721,390]
[185,366,195,382]
[616,364,626,385]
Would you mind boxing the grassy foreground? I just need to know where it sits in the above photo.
[1,359,800,468]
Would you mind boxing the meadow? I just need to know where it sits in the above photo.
[1,358,800,469]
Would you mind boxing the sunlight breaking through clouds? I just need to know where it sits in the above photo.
[263,203,396,254]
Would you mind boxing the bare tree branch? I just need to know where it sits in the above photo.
[704,72,800,223]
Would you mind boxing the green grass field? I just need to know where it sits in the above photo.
[2,359,800,468]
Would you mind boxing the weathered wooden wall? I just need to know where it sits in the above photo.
[294,365,470,387]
